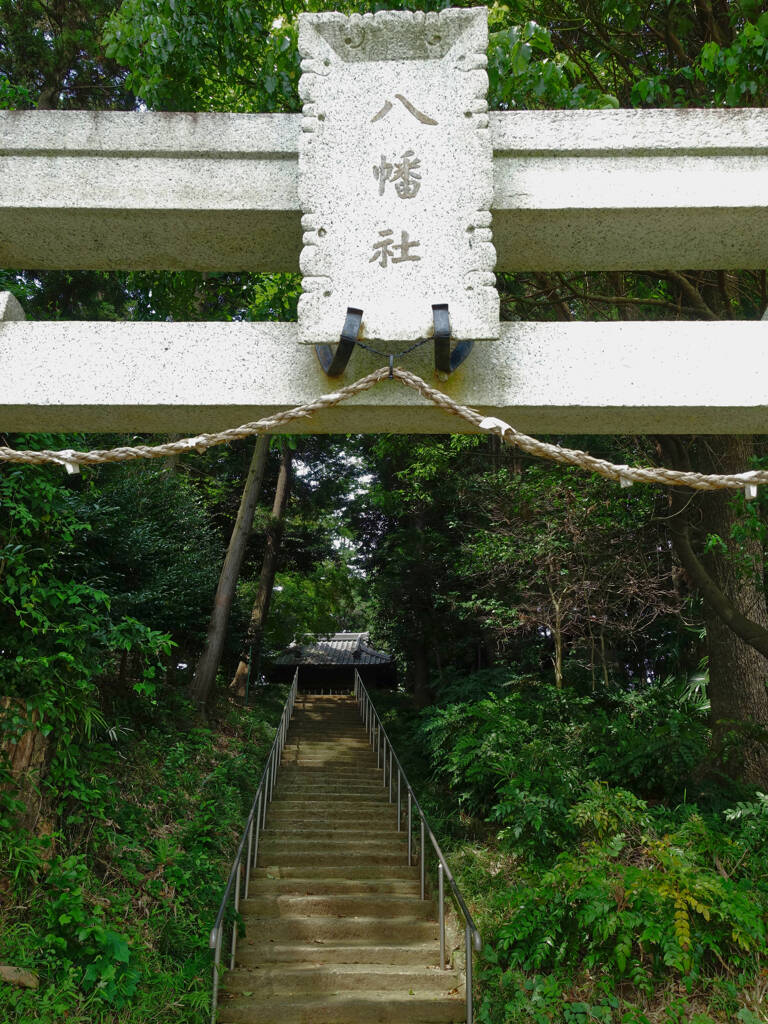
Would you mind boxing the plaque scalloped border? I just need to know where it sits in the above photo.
[298,8,499,345]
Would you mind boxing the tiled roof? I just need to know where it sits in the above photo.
[274,632,391,666]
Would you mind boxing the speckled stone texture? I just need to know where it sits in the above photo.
[0,292,25,321]
[3,108,768,273]
[4,320,768,435]
[0,111,301,272]
[297,8,499,345]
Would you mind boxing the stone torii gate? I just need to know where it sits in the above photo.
[2,6,768,437]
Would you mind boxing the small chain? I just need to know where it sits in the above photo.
[352,337,432,359]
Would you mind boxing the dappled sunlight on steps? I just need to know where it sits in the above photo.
[218,693,464,1024]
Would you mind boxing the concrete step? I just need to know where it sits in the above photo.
[281,754,374,762]
[220,694,464,1024]
[262,825,399,840]
[282,750,372,758]
[242,894,435,918]
[263,824,402,839]
[236,939,439,966]
[287,729,366,735]
[287,727,367,732]
[252,864,418,880]
[259,837,406,857]
[282,745,371,752]
[257,850,411,868]
[285,738,369,745]
[218,991,463,1023]
[279,762,381,771]
[273,784,388,798]
[277,770,380,777]
[290,716,362,723]
[237,914,439,943]
[267,797,394,811]
[225,962,460,996]
[279,763,379,772]
[266,808,398,825]
[275,774,387,787]
[272,782,387,798]
[280,761,382,770]
[279,767,381,774]
[290,716,363,722]
[248,877,419,896]
[276,773,386,784]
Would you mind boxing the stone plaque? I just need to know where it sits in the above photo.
[298,8,499,346]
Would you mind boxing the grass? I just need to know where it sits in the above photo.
[0,683,288,1024]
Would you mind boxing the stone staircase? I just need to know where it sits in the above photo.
[218,692,464,1023]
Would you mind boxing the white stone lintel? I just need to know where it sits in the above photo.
[2,108,768,271]
[2,318,768,435]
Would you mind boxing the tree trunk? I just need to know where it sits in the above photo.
[230,440,293,698]
[412,644,432,709]
[189,436,270,707]
[698,438,768,786]
[547,586,564,688]
[661,435,768,786]
[0,698,51,841]
[409,509,434,708]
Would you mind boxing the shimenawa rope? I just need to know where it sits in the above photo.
[1,367,765,494]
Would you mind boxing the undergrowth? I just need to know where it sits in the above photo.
[374,670,768,1024]
[0,685,287,1023]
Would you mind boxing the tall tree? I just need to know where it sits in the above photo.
[190,436,270,707]
[230,439,293,697]
[0,0,130,110]
[481,0,768,783]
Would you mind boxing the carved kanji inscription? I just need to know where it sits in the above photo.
[298,8,499,346]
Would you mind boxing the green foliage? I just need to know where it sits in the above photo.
[71,462,221,648]
[0,75,32,108]
[0,445,173,754]
[103,0,301,112]
[0,689,287,1022]
[41,855,139,1007]
[257,560,362,656]
[418,676,710,842]
[0,0,129,111]
[374,673,768,1022]
[495,814,765,983]
[696,19,768,106]
[488,20,619,109]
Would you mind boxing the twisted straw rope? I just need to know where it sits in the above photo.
[0,366,765,493]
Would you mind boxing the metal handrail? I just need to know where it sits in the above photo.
[208,667,299,1024]
[353,669,482,1024]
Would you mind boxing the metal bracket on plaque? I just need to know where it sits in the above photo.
[315,307,363,377]
[433,304,472,376]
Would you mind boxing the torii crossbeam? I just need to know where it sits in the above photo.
[2,7,768,436]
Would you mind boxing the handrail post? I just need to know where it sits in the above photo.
[397,771,401,831]
[466,923,473,1024]
[407,791,412,864]
[245,815,254,893]
[253,792,262,868]
[420,818,425,900]
[230,861,241,970]
[211,927,222,1024]
[439,862,445,969]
